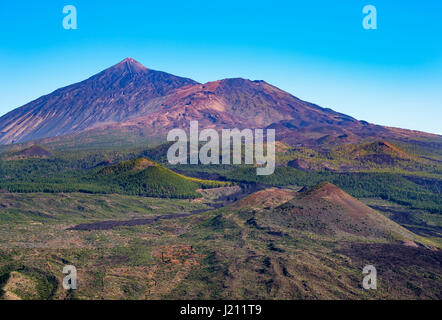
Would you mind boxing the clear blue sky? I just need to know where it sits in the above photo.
[0,0,441,134]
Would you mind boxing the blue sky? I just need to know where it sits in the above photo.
[0,0,441,134]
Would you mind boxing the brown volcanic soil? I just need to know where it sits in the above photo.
[10,145,52,159]
[98,78,418,147]
[231,188,296,210]
[273,182,420,241]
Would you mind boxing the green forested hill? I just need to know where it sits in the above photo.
[93,158,227,198]
[0,156,227,199]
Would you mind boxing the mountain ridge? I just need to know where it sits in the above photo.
[0,58,439,147]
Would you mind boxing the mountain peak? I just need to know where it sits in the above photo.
[121,57,137,63]
[0,58,437,146]
[0,58,198,144]
[302,182,342,196]
[113,57,148,73]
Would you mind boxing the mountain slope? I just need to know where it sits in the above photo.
[281,139,441,172]
[269,182,423,242]
[0,58,439,147]
[82,77,414,147]
[4,145,52,160]
[107,78,363,131]
[0,58,198,144]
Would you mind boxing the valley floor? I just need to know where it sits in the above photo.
[0,187,441,300]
